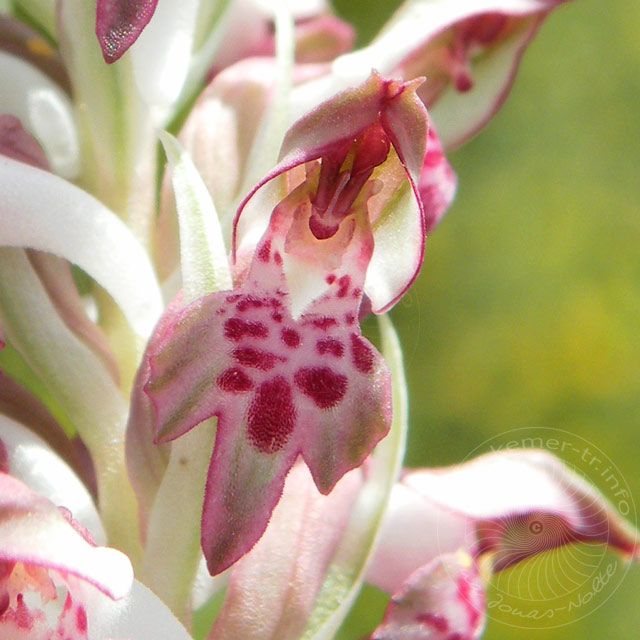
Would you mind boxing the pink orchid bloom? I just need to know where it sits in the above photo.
[293,0,572,150]
[134,70,452,575]
[0,424,192,639]
[366,449,638,638]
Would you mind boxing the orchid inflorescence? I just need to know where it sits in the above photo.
[0,0,636,638]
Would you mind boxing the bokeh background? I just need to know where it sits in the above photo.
[331,0,640,638]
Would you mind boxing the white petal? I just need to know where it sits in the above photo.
[0,156,162,338]
[0,413,106,544]
[366,483,469,595]
[0,51,79,178]
[88,579,193,640]
[131,0,201,120]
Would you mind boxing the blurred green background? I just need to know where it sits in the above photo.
[333,0,640,638]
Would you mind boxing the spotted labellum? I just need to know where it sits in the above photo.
[137,71,433,574]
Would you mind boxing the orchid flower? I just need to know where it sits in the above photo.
[0,415,192,639]
[0,0,634,638]
[366,450,639,638]
[135,70,438,576]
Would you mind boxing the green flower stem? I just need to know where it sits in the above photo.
[142,420,217,623]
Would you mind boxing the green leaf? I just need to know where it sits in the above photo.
[160,131,232,303]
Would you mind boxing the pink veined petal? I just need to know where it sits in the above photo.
[296,1,569,150]
[142,185,391,575]
[372,552,486,640]
[426,11,548,149]
[210,462,363,639]
[95,0,159,63]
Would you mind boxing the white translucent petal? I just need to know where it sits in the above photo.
[131,0,201,120]
[89,579,193,640]
[366,484,469,594]
[0,414,106,544]
[0,51,79,178]
[403,450,577,520]
[0,156,162,338]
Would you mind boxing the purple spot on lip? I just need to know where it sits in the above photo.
[224,317,268,341]
[281,328,301,348]
[316,338,344,357]
[294,367,347,408]
[248,377,295,453]
[233,347,278,370]
[218,367,253,392]
[350,334,374,373]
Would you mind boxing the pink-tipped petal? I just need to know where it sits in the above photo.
[95,0,159,63]
[317,1,569,149]
[373,552,486,640]
[403,449,639,565]
[427,12,548,149]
